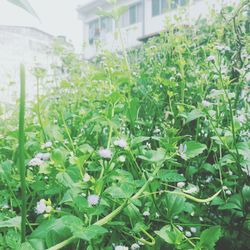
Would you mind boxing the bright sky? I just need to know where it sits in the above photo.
[0,0,93,51]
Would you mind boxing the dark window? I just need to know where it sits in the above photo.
[152,0,169,17]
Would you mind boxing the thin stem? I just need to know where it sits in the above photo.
[19,64,27,243]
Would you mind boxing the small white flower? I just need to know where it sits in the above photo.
[177,225,183,231]
[83,173,91,182]
[190,227,197,233]
[207,55,215,62]
[178,144,187,156]
[177,182,185,188]
[236,114,246,124]
[131,243,140,250]
[35,153,51,161]
[143,210,150,217]
[202,100,212,107]
[225,190,232,195]
[185,231,192,237]
[114,138,127,148]
[228,170,233,176]
[173,215,179,219]
[199,217,204,222]
[43,141,52,148]
[184,185,199,194]
[99,148,112,159]
[222,186,228,190]
[35,199,47,214]
[191,211,195,216]
[114,246,129,250]
[155,212,160,218]
[118,155,126,163]
[45,205,53,213]
[87,194,100,206]
[28,158,44,167]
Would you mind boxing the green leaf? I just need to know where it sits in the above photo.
[0,216,21,229]
[242,185,250,202]
[7,0,39,18]
[199,226,222,250]
[77,225,108,241]
[138,148,166,163]
[158,170,186,182]
[165,193,186,219]
[186,109,204,123]
[155,225,183,245]
[183,141,207,160]
[56,172,75,189]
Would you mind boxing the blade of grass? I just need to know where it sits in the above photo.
[19,64,27,242]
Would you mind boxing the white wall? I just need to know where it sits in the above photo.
[0,27,58,104]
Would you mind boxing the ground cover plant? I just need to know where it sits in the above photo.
[0,1,250,249]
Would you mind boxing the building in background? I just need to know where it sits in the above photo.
[77,0,240,60]
[0,25,59,105]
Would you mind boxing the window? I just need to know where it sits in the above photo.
[121,3,142,27]
[152,0,188,16]
[152,0,169,17]
[89,19,99,45]
[88,17,113,45]
[100,17,113,33]
[171,0,188,9]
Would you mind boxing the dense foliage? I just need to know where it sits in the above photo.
[0,1,250,249]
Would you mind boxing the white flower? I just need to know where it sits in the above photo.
[207,55,215,62]
[185,231,192,237]
[199,217,204,222]
[225,190,232,195]
[202,100,212,107]
[184,185,199,194]
[191,211,195,216]
[28,158,44,167]
[87,194,100,206]
[178,144,187,155]
[114,246,128,250]
[155,212,160,218]
[45,205,53,213]
[118,155,126,163]
[177,182,185,188]
[35,199,47,214]
[43,141,52,148]
[83,173,91,182]
[177,225,183,231]
[236,114,246,124]
[190,227,197,233]
[99,148,112,159]
[36,153,51,161]
[131,243,140,250]
[114,138,127,148]
[143,210,150,217]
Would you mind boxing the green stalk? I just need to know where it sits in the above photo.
[19,64,27,243]
[36,76,46,141]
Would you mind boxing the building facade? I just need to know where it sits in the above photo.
[0,25,60,105]
[77,0,239,59]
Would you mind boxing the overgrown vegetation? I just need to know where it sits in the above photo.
[0,1,250,249]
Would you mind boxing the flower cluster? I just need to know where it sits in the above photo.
[35,199,53,215]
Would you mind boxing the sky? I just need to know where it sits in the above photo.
[0,0,94,51]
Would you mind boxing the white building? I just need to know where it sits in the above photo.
[0,25,60,105]
[77,0,239,59]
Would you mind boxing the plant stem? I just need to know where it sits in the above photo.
[19,64,27,243]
